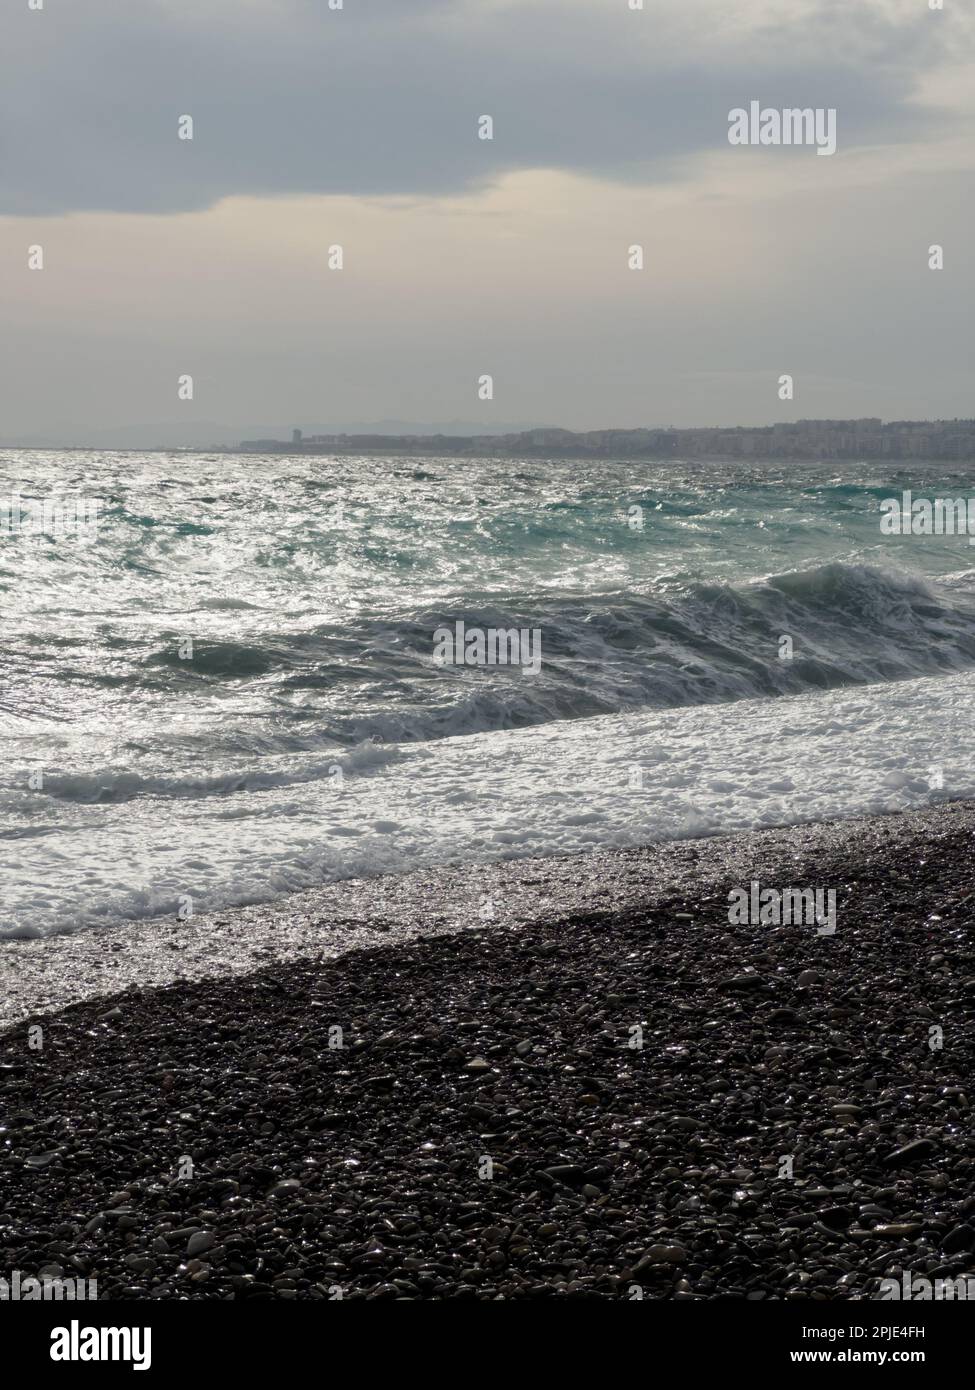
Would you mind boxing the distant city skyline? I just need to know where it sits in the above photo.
[6,414,975,455]
[2,0,973,438]
[239,417,975,461]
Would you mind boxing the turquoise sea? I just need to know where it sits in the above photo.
[4,450,975,936]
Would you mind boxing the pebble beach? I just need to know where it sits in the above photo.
[2,801,973,1300]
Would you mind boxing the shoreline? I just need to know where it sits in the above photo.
[2,800,974,1299]
[1,797,971,1031]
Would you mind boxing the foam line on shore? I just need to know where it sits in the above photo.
[3,798,973,1032]
[6,665,975,941]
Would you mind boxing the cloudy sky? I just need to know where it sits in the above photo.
[1,0,972,443]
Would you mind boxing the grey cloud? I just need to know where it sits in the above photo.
[0,0,953,215]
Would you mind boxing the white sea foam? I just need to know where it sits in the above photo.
[3,667,971,939]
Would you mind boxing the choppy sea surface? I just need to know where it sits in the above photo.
[3,450,975,938]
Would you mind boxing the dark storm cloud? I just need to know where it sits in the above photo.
[0,0,952,216]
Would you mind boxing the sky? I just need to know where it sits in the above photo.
[1,0,973,444]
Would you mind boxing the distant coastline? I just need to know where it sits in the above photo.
[240,418,975,461]
[6,418,975,459]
